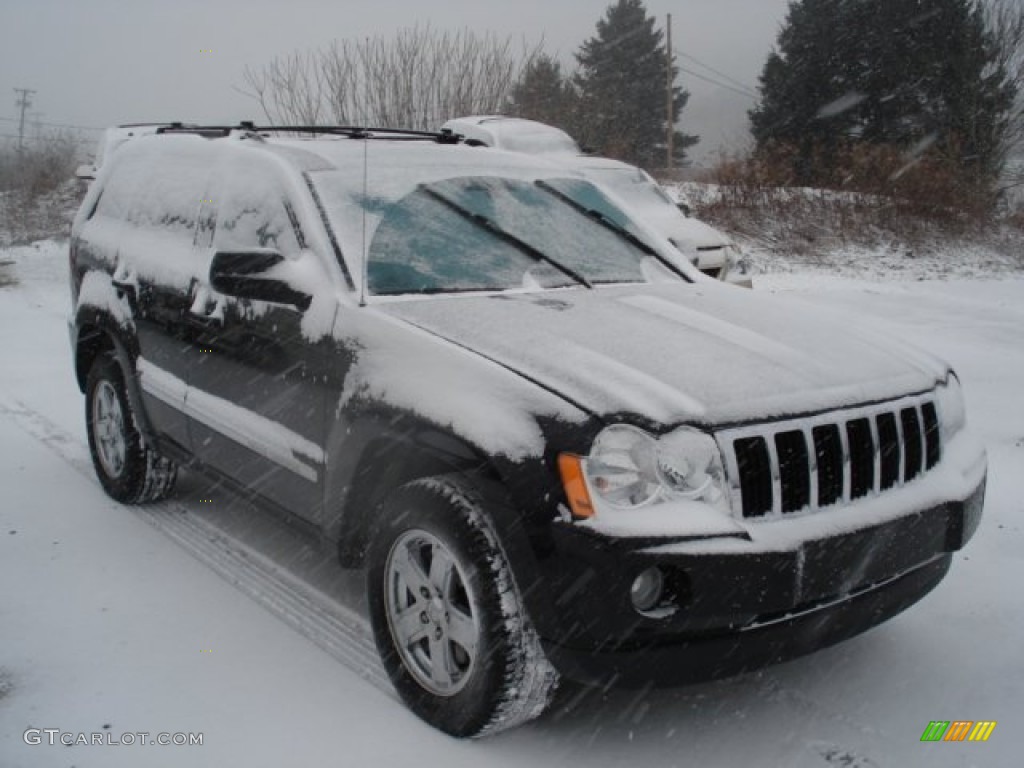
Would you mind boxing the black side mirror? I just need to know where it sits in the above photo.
[676,201,692,217]
[209,250,311,310]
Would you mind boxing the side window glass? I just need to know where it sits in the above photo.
[214,161,302,257]
[94,149,205,243]
[195,199,217,251]
[93,165,136,222]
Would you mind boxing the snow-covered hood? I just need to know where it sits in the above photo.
[609,201,728,252]
[662,215,729,250]
[378,282,947,428]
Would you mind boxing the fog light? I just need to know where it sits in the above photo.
[630,567,665,613]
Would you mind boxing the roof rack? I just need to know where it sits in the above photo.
[156,122,236,138]
[144,122,461,144]
[247,124,461,143]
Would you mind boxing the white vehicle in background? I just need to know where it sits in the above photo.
[441,116,751,286]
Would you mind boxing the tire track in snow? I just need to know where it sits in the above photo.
[0,393,392,697]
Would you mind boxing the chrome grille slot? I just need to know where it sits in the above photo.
[901,407,924,481]
[718,394,941,519]
[734,437,773,518]
[877,412,900,491]
[922,402,940,469]
[846,418,874,499]
[775,430,810,513]
[812,424,843,507]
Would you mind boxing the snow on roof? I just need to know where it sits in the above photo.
[441,116,581,155]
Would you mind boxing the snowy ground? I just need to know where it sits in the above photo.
[1,240,1021,767]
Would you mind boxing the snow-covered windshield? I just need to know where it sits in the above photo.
[582,167,677,213]
[310,156,685,296]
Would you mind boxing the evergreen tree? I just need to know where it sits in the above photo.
[574,0,698,168]
[751,0,1016,187]
[505,54,578,132]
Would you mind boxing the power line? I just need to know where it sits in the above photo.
[0,115,104,132]
[669,48,759,101]
[677,65,759,101]
[0,132,94,145]
[676,51,758,97]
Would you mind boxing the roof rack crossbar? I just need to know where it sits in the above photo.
[247,125,461,143]
[113,122,460,143]
[133,123,461,143]
[117,121,192,129]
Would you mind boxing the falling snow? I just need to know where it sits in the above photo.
[0,239,1021,767]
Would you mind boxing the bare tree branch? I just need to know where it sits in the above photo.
[239,25,544,132]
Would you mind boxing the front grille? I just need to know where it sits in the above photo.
[717,394,941,519]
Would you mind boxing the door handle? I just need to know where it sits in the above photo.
[189,312,223,330]
[188,284,224,330]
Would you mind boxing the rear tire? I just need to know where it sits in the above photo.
[85,352,176,503]
[366,475,559,738]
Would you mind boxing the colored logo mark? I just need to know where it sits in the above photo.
[921,721,996,742]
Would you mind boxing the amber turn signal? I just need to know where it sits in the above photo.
[558,453,595,519]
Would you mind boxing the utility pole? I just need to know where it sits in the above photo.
[14,88,36,152]
[665,14,674,174]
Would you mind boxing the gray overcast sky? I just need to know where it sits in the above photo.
[0,0,792,162]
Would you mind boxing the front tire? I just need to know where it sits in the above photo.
[85,352,177,503]
[366,475,559,738]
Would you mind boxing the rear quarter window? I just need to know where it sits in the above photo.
[94,145,209,241]
[88,139,217,290]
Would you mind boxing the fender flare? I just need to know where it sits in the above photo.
[72,307,157,445]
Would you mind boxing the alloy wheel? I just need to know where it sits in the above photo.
[384,530,480,697]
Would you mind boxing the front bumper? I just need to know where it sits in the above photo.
[535,476,985,687]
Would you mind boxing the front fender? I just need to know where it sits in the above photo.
[71,301,155,445]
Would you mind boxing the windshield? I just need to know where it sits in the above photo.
[368,177,675,295]
[311,159,686,296]
[582,167,678,213]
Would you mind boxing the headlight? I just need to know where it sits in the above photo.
[935,374,966,440]
[569,424,731,515]
[586,425,660,508]
[656,428,724,502]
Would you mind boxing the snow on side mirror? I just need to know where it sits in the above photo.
[209,249,312,310]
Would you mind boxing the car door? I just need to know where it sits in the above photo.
[91,143,214,452]
[186,153,333,523]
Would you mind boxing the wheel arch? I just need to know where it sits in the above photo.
[325,412,526,569]
[72,309,156,443]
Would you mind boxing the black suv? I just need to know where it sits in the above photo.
[69,124,986,737]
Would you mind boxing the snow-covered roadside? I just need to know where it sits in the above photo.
[1,240,1022,767]
[663,181,1024,284]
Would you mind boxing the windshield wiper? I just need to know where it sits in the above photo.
[534,180,691,282]
[420,185,593,289]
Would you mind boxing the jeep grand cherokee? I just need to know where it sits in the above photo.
[68,123,986,737]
